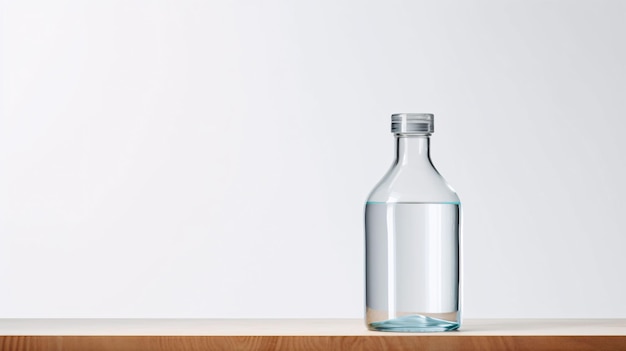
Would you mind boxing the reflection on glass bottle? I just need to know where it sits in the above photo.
[365,113,461,332]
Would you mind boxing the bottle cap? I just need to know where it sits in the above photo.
[391,113,434,134]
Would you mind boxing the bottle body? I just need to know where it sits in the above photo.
[365,114,461,332]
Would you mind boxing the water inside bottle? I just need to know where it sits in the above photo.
[365,202,461,332]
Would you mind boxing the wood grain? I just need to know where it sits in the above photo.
[2,335,626,351]
[1,319,625,351]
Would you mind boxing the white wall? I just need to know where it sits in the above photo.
[1,0,625,318]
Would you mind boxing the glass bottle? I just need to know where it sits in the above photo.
[365,113,461,332]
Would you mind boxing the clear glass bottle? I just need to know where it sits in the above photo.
[365,113,461,332]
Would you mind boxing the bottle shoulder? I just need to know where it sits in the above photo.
[367,162,460,203]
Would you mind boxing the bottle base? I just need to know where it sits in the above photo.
[368,314,460,332]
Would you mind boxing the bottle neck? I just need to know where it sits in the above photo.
[394,134,432,166]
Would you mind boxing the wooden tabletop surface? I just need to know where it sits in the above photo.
[1,319,625,350]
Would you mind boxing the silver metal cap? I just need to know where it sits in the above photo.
[391,113,434,134]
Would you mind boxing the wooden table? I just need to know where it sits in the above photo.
[1,319,625,350]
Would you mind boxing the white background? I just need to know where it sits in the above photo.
[1,0,625,318]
